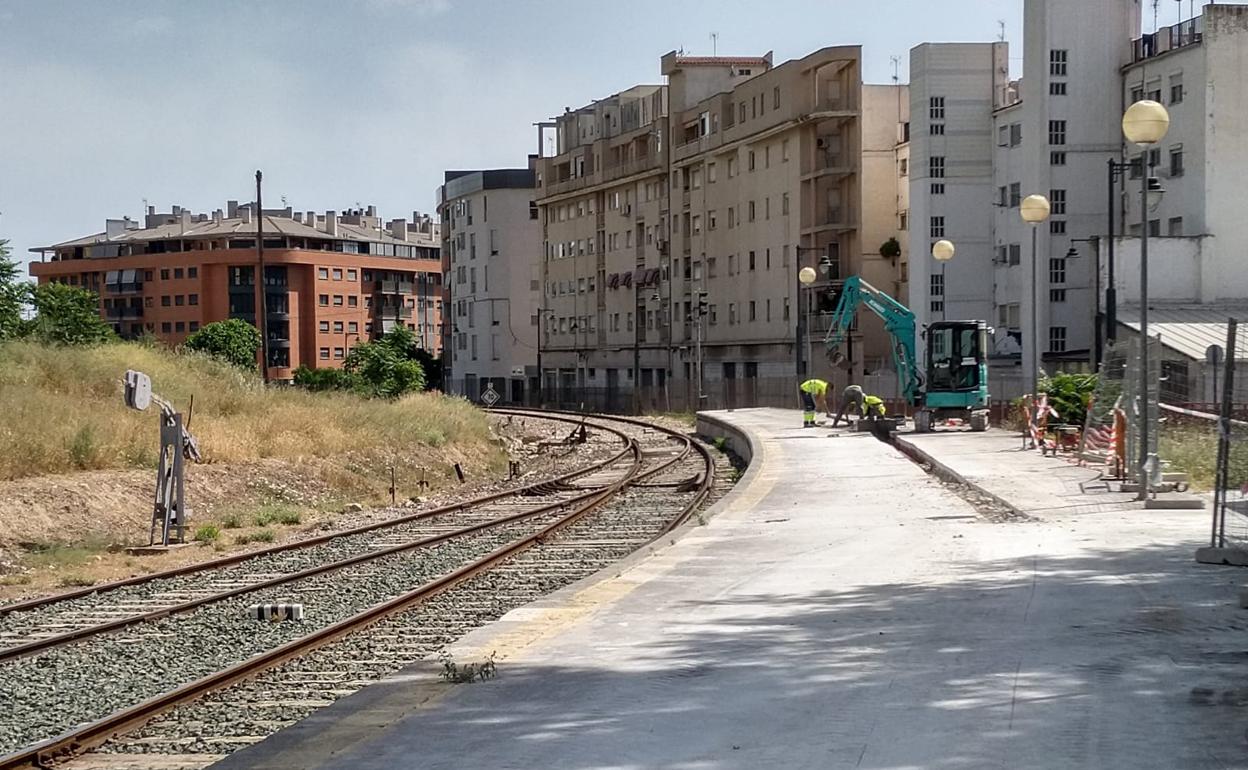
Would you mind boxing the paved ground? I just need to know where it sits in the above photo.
[216,409,1248,770]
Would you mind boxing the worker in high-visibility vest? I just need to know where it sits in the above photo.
[799,378,831,428]
[863,394,886,419]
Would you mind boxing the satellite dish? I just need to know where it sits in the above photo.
[124,370,153,411]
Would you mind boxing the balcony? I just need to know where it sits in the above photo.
[1132,17,1202,62]
[105,305,143,320]
[375,279,415,295]
[105,280,143,295]
[374,304,414,319]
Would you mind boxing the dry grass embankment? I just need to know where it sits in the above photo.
[0,340,505,582]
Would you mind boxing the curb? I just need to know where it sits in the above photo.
[891,433,1032,520]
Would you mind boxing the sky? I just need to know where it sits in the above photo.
[0,0,1056,271]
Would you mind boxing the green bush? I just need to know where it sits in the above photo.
[193,524,220,542]
[26,283,115,346]
[1039,372,1098,426]
[184,319,262,370]
[235,529,276,545]
[293,366,358,392]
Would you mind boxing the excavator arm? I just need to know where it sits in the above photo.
[822,276,924,406]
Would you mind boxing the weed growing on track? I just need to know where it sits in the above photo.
[235,529,276,545]
[193,525,220,543]
[57,574,96,588]
[438,651,497,683]
[0,339,500,480]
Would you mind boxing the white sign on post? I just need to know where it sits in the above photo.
[481,383,500,407]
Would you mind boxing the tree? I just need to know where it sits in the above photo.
[880,237,902,260]
[340,327,426,398]
[27,282,115,345]
[0,240,30,341]
[184,319,262,370]
[293,365,358,392]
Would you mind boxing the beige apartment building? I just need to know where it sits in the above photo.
[535,48,909,408]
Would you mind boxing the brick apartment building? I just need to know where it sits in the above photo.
[28,202,442,381]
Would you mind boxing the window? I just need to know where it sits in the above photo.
[1049,81,1067,96]
[1050,189,1066,215]
[930,299,944,314]
[1049,258,1066,284]
[1049,326,1067,353]
[188,294,198,306]
[707,163,717,183]
[319,294,329,306]
[783,297,791,320]
[782,139,790,162]
[929,156,945,178]
[748,150,756,171]
[348,295,358,307]
[1050,220,1066,234]
[1048,120,1066,145]
[1010,123,1022,146]
[728,303,737,325]
[782,193,790,215]
[144,270,153,281]
[998,125,1010,147]
[1009,183,1021,207]
[930,123,945,136]
[175,321,185,333]
[319,321,330,333]
[161,295,171,307]
[1008,244,1021,266]
[773,86,780,110]
[748,251,756,271]
[930,216,945,238]
[1149,219,1161,237]
[1050,289,1067,302]
[334,347,345,359]
[318,267,329,280]
[1132,85,1145,103]
[160,269,170,280]
[930,273,944,297]
[899,212,908,231]
[332,268,343,280]
[708,210,717,230]
[1050,151,1067,166]
[333,295,343,306]
[899,158,908,177]
[161,322,172,333]
[1168,216,1184,236]
[749,301,757,321]
[929,96,945,120]
[1170,74,1183,105]
[333,321,344,333]
[347,269,357,281]
[175,295,185,306]
[930,182,945,195]
[748,201,756,222]
[998,186,1008,206]
[1049,49,1068,77]
[1170,147,1184,177]
[173,268,184,279]
[188,267,197,279]
[189,321,199,332]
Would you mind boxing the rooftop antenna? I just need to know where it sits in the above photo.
[710,32,718,56]
[1152,0,1160,31]
[280,195,287,208]
[890,55,900,84]
[998,20,1006,42]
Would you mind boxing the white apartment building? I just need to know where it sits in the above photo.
[438,167,541,403]
[909,0,1143,398]
[535,48,910,408]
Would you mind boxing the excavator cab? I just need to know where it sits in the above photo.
[916,321,991,432]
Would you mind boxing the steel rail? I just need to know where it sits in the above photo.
[0,412,716,769]
[0,483,622,662]
[0,413,631,617]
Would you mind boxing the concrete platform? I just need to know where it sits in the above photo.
[213,408,1248,770]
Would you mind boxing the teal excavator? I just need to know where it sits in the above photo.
[823,276,991,432]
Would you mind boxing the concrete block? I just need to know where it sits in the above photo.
[1195,546,1248,566]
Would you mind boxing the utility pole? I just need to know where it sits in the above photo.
[256,170,270,383]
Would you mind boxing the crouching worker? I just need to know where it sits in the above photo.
[798,378,831,428]
[832,384,865,428]
[863,394,886,419]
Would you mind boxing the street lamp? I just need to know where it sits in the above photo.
[1122,98,1170,499]
[931,239,955,321]
[799,266,817,380]
[1020,194,1051,402]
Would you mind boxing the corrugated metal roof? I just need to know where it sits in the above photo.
[1116,305,1248,360]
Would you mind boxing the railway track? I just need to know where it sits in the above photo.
[0,410,717,769]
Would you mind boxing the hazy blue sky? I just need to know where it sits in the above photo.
[0,0,1166,270]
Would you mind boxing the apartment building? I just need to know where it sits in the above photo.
[535,83,671,403]
[535,48,910,406]
[29,203,442,381]
[437,167,542,403]
[909,0,1142,396]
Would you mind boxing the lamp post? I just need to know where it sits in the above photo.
[1122,98,1170,499]
[931,239,955,321]
[534,308,555,407]
[799,266,817,380]
[1020,194,1051,401]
